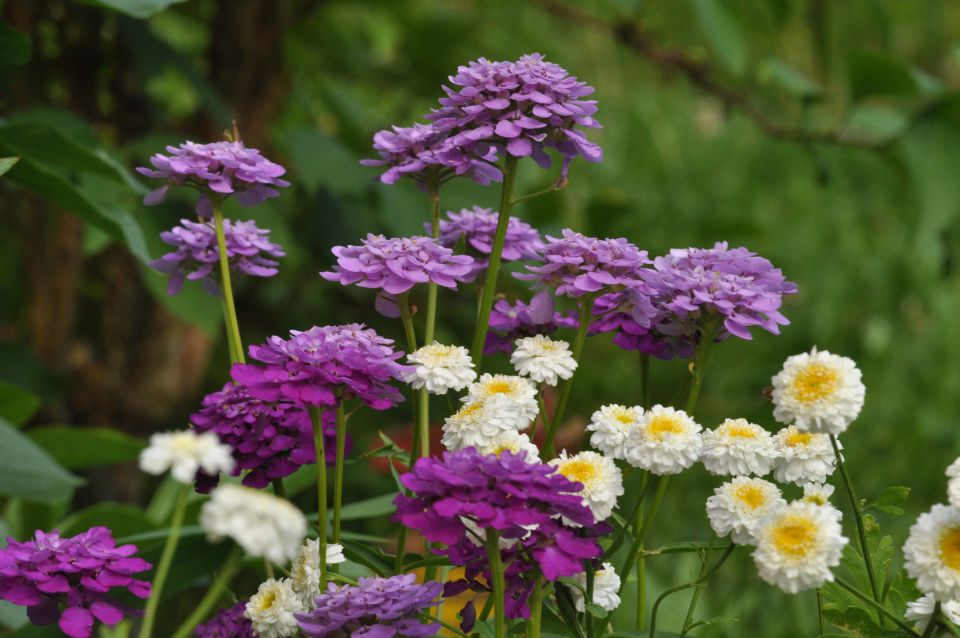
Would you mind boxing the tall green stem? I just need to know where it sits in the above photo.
[684,322,717,414]
[425,187,441,344]
[395,294,419,572]
[834,578,920,637]
[169,547,242,638]
[648,545,735,638]
[635,473,648,631]
[485,531,507,638]
[528,581,543,638]
[470,155,519,365]
[212,201,245,364]
[332,403,348,548]
[310,406,329,589]
[543,295,595,457]
[679,536,716,637]
[139,485,188,638]
[398,295,428,460]
[921,602,941,638]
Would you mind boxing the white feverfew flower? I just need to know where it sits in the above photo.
[138,430,234,484]
[573,562,622,613]
[904,504,960,601]
[771,347,865,435]
[441,395,520,452]
[752,501,848,593]
[623,405,703,475]
[800,483,842,521]
[706,477,786,545]
[772,426,837,486]
[905,594,960,631]
[406,342,476,395]
[510,335,578,386]
[700,418,777,477]
[245,578,304,638]
[465,374,539,429]
[587,404,644,460]
[550,450,624,522]
[289,539,347,608]
[474,431,541,462]
[200,484,307,565]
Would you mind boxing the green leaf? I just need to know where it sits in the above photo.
[338,493,397,520]
[77,0,188,19]
[140,264,221,336]
[688,0,747,76]
[27,425,145,469]
[281,128,372,196]
[848,49,922,101]
[821,606,901,637]
[0,156,19,177]
[341,538,395,576]
[0,418,81,502]
[0,600,27,630]
[865,486,910,516]
[759,58,823,99]
[57,503,157,538]
[0,20,30,70]
[0,380,40,426]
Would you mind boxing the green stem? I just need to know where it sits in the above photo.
[397,294,419,353]
[398,294,428,460]
[272,478,287,499]
[394,294,420,573]
[543,295,595,457]
[921,602,940,638]
[585,566,596,638]
[425,187,441,344]
[679,536,716,637]
[211,201,245,365]
[528,580,543,638]
[220,297,239,363]
[635,475,647,631]
[834,578,919,637]
[648,544,735,638]
[169,546,242,638]
[816,589,824,636]
[485,531,507,638]
[536,389,550,442]
[138,485,189,638]
[619,477,669,592]
[640,353,651,409]
[684,322,717,414]
[332,403,348,547]
[470,155,519,365]
[310,406,329,589]
[939,611,960,637]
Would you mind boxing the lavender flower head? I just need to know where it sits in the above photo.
[588,289,683,358]
[296,574,441,638]
[485,298,578,355]
[137,141,289,216]
[148,218,285,295]
[433,206,543,282]
[231,324,410,410]
[0,527,151,638]
[194,602,254,638]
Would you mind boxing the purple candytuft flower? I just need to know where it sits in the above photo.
[588,289,686,359]
[0,527,151,638]
[190,382,348,492]
[194,601,254,638]
[432,206,543,282]
[485,298,578,355]
[296,574,441,638]
[137,141,289,216]
[231,324,409,410]
[148,218,285,296]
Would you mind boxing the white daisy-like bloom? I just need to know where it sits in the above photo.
[572,562,622,612]
[771,425,837,486]
[586,404,644,460]
[905,594,960,631]
[200,484,307,565]
[904,504,960,601]
[771,347,865,436]
[245,578,304,638]
[441,395,521,452]
[474,431,541,462]
[405,342,476,395]
[947,458,960,510]
[550,450,624,522]
[706,477,786,545]
[464,374,539,429]
[700,418,777,477]
[289,539,347,608]
[138,430,234,484]
[623,405,703,475]
[752,501,848,593]
[510,335,578,386]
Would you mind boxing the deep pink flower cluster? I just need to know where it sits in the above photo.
[194,601,254,638]
[231,324,409,410]
[433,206,543,282]
[485,298,578,355]
[0,527,151,638]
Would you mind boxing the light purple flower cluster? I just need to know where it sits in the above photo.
[231,324,409,410]
[588,289,683,358]
[148,218,285,295]
[485,298,578,355]
[137,141,289,216]
[194,601,254,638]
[296,574,441,638]
[190,382,346,492]
[0,527,151,638]
[433,206,543,282]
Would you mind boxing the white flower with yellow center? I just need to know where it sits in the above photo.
[474,431,541,462]
[800,482,842,521]
[700,418,777,477]
[441,395,520,452]
[752,501,848,593]
[587,404,644,460]
[289,539,347,608]
[706,477,786,545]
[573,562,622,613]
[510,335,578,387]
[138,430,234,484]
[772,425,837,486]
[946,458,960,511]
[904,504,960,601]
[623,405,703,475]
[905,594,960,631]
[464,374,539,429]
[200,484,307,565]
[771,347,865,435]
[405,342,476,395]
[550,450,624,522]
[244,578,304,638]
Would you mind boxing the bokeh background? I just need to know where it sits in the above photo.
[3,0,960,635]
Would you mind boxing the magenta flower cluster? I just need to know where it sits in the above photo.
[433,205,543,282]
[0,527,151,638]
[194,601,254,638]
[485,298,578,355]
[148,218,285,296]
[296,574,441,638]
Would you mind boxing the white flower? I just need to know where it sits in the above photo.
[200,484,307,565]
[772,426,837,486]
[510,335,578,386]
[771,347,865,435]
[465,374,539,429]
[947,458,960,510]
[706,477,786,545]
[586,404,644,460]
[245,578,304,638]
[904,504,960,601]
[441,395,521,452]
[405,342,476,395]
[550,450,624,522]
[289,539,347,608]
[623,405,703,475]
[752,501,848,593]
[573,562,622,612]
[474,431,541,462]
[800,483,842,521]
[700,418,777,477]
[905,594,960,631]
[138,430,234,484]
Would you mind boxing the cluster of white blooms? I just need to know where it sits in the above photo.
[245,578,304,638]
[623,405,703,475]
[139,429,234,484]
[405,342,476,394]
[572,562,622,613]
[289,539,347,608]
[510,335,578,386]
[586,404,644,460]
[771,347,865,436]
[474,430,541,461]
[442,374,540,453]
[551,450,624,522]
[701,418,777,477]
[706,477,786,545]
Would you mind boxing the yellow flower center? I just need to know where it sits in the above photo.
[646,415,683,440]
[559,459,597,487]
[724,423,757,439]
[771,515,818,558]
[734,484,766,509]
[785,431,812,447]
[485,381,514,395]
[940,527,960,571]
[255,589,277,611]
[803,494,827,506]
[457,401,484,419]
[790,363,839,403]
[612,408,636,425]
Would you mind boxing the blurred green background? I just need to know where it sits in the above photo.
[3,0,960,635]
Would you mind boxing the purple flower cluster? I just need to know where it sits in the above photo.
[138,141,289,216]
[148,218,285,296]
[0,527,151,638]
[588,289,681,358]
[190,382,346,492]
[433,206,543,282]
[296,574,441,638]
[485,298,578,355]
[194,602,254,638]
[231,324,409,410]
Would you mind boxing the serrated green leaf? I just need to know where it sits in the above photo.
[0,380,40,426]
[27,425,145,469]
[865,486,910,516]
[0,417,81,502]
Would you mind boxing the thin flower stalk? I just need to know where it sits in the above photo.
[138,484,189,638]
[310,406,329,589]
[170,546,243,638]
[212,199,245,364]
[543,294,595,457]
